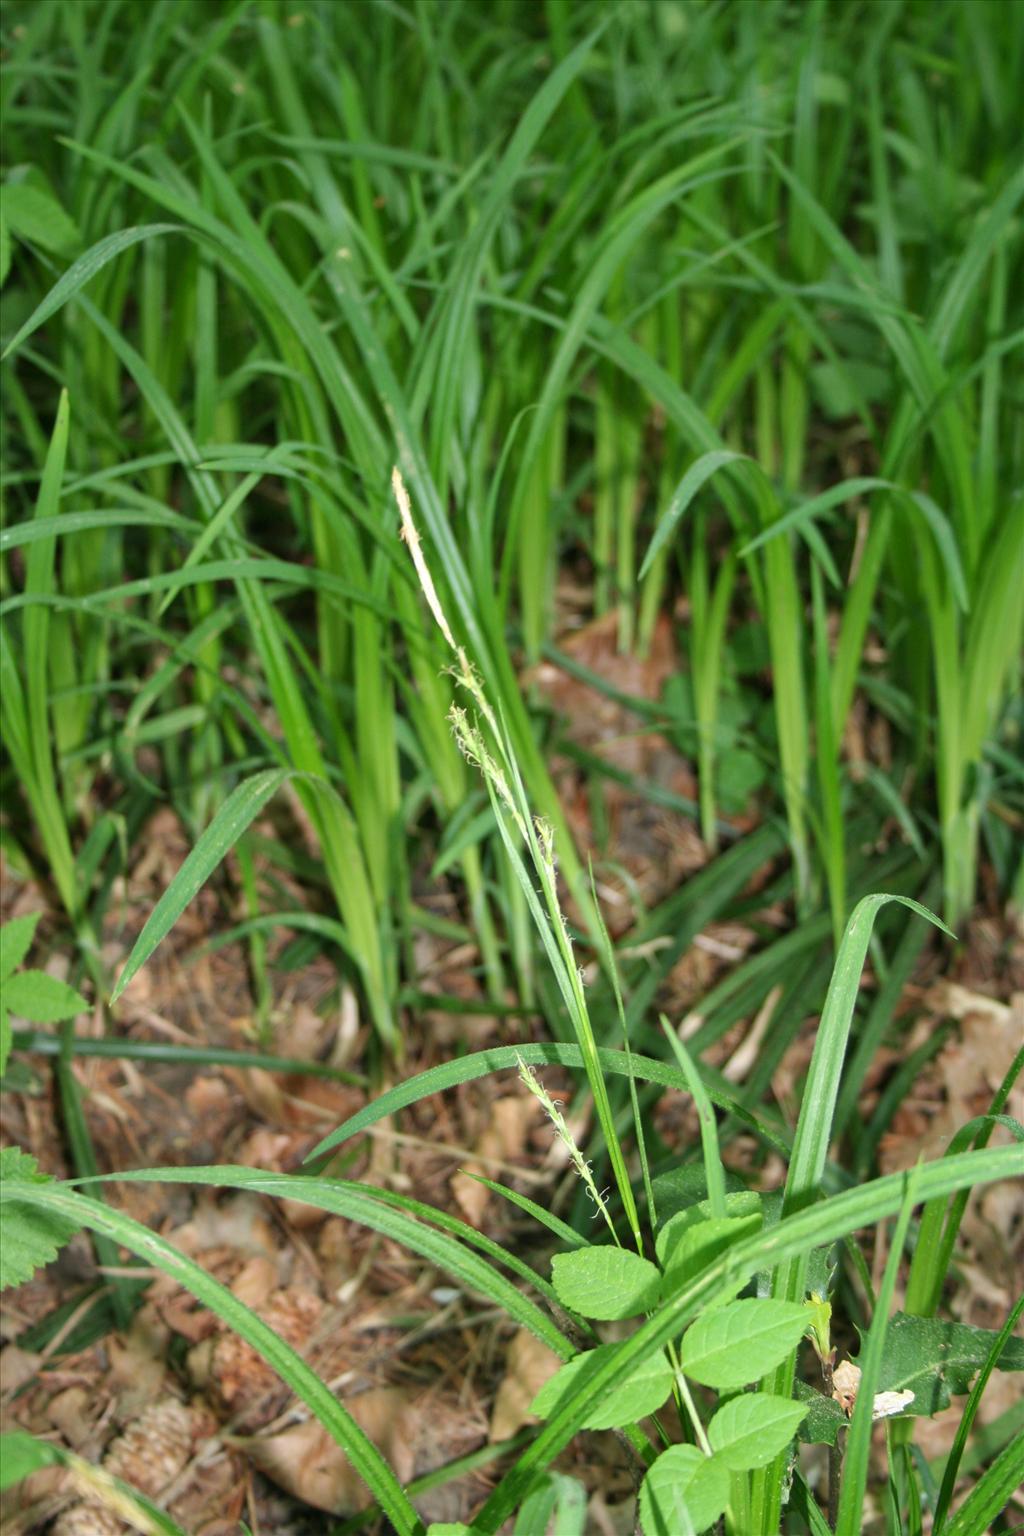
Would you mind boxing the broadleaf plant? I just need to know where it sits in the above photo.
[1,911,89,1075]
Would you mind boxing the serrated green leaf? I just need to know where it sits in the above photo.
[707,1393,808,1470]
[0,1008,10,1077]
[654,1205,706,1266]
[0,1431,59,1491]
[2,183,80,255]
[659,1213,762,1291]
[869,1312,1024,1416]
[1,913,41,980]
[681,1299,810,1391]
[551,1246,661,1320]
[0,1145,47,1183]
[3,970,88,1023]
[531,1343,673,1430]
[0,1148,80,1291]
[639,1444,730,1536]
[794,1379,847,1446]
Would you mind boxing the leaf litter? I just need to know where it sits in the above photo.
[2,687,1023,1533]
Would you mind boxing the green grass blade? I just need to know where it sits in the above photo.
[110,769,290,1003]
[835,1166,922,1535]
[472,1145,1017,1533]
[0,1183,423,1536]
[304,1042,790,1167]
[750,894,955,1533]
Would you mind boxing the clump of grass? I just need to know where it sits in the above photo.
[2,6,1022,1526]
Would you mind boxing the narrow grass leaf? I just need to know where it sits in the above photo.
[110,770,290,1003]
[0,1182,421,1535]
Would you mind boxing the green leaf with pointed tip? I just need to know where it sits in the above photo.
[1,914,41,980]
[0,1148,80,1291]
[707,1393,808,1470]
[658,1213,762,1291]
[3,971,88,1024]
[681,1300,810,1391]
[531,1343,673,1431]
[551,1247,661,1321]
[0,1431,59,1491]
[110,769,290,1003]
[639,1444,730,1536]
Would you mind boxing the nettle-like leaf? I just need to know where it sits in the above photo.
[707,1393,808,1470]
[530,1342,674,1430]
[681,1299,809,1391]
[3,971,89,1024]
[639,1444,730,1536]
[869,1312,1024,1416]
[551,1246,661,1320]
[0,1148,81,1291]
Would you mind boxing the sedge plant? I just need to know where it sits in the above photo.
[2,562,1021,1531]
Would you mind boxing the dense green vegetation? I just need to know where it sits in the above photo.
[1,1,1022,1532]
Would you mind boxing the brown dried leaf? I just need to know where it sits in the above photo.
[46,1387,96,1450]
[489,1329,563,1442]
[245,1389,416,1514]
[452,1095,535,1226]
[0,1343,41,1396]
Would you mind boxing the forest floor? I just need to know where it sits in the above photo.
[2,613,1022,1536]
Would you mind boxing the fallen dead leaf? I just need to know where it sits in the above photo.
[229,1256,278,1312]
[46,1387,97,1451]
[489,1328,563,1442]
[0,1343,42,1397]
[244,1388,416,1514]
[452,1095,535,1226]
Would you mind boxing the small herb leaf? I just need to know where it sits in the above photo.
[1,914,42,981]
[551,1247,661,1320]
[0,1148,81,1291]
[707,1393,808,1470]
[681,1299,810,1390]
[639,1444,730,1535]
[530,1343,673,1430]
[3,971,89,1024]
